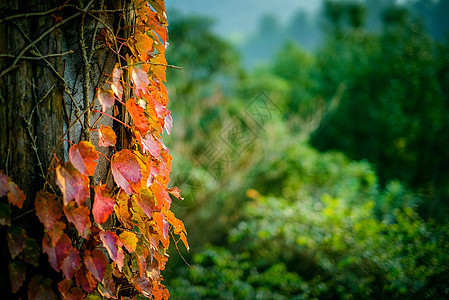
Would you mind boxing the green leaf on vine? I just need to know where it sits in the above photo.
[7,225,27,259]
[111,149,142,195]
[18,238,40,266]
[9,259,27,293]
[35,191,62,230]
[69,141,99,176]
[56,162,90,206]
[0,202,11,226]
[28,275,56,300]
[93,184,115,225]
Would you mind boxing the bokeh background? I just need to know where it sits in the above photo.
[162,0,449,298]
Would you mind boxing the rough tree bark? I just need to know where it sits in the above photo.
[0,0,125,297]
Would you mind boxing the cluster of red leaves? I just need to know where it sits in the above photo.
[0,1,187,299]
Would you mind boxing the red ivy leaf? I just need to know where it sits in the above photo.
[97,88,115,112]
[75,266,97,293]
[98,124,117,147]
[69,141,99,176]
[99,231,125,270]
[43,233,72,271]
[7,180,25,209]
[136,131,161,158]
[111,64,123,100]
[58,279,85,300]
[0,171,7,197]
[9,259,27,293]
[164,109,172,135]
[125,98,149,132]
[7,225,27,259]
[47,221,66,246]
[35,191,62,230]
[56,162,90,206]
[28,275,56,300]
[136,194,154,219]
[64,201,91,238]
[93,184,116,224]
[98,266,117,299]
[61,247,81,279]
[111,149,142,195]
[84,249,108,282]
[131,67,150,98]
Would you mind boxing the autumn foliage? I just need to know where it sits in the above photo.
[0,0,187,299]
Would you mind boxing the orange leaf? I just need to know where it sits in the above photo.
[168,186,183,201]
[6,180,25,209]
[125,98,149,132]
[97,88,115,112]
[111,64,123,100]
[63,201,91,238]
[35,191,62,230]
[69,141,98,176]
[150,54,167,82]
[119,231,138,253]
[93,184,115,224]
[111,149,142,195]
[56,162,89,206]
[98,124,117,147]
[135,32,154,62]
[114,190,133,229]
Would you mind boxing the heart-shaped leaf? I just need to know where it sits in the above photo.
[35,191,62,230]
[111,149,142,195]
[98,124,117,147]
[69,141,99,176]
[56,162,89,206]
[93,184,115,224]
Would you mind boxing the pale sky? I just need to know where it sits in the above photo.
[165,0,322,37]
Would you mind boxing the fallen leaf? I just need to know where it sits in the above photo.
[35,191,62,230]
[93,184,115,224]
[98,124,117,147]
[111,149,142,195]
[56,162,90,206]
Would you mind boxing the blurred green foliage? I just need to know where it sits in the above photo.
[163,2,449,298]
